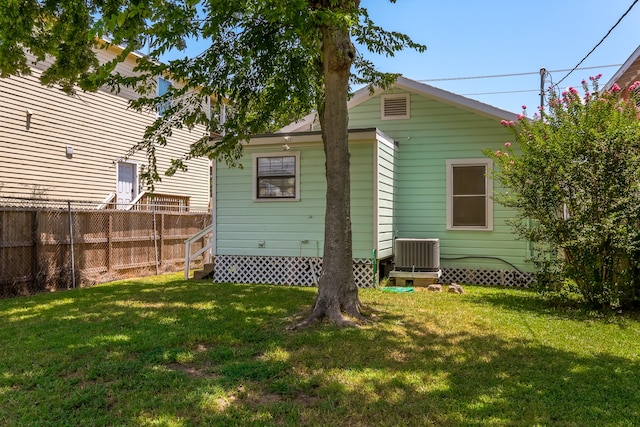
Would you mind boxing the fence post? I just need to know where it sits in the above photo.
[160,212,165,267]
[31,210,40,287]
[152,206,159,275]
[67,201,76,289]
[107,212,113,272]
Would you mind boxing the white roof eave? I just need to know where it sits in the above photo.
[277,76,518,133]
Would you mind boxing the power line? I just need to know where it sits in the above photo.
[417,64,622,83]
[461,89,539,96]
[555,0,639,87]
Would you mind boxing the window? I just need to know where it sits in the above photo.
[381,93,410,120]
[157,77,173,116]
[252,152,300,201]
[446,159,493,230]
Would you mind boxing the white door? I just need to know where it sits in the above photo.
[117,162,137,208]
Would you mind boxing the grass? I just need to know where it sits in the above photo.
[1,274,639,426]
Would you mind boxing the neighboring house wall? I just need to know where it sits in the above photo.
[606,45,640,98]
[348,88,531,272]
[0,47,210,208]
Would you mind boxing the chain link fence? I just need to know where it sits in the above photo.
[0,196,212,299]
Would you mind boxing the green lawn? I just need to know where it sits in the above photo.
[1,274,639,426]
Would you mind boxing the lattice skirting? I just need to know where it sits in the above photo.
[212,255,375,288]
[440,266,534,287]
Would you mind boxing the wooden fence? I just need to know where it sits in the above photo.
[0,207,211,298]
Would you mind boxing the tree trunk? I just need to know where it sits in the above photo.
[292,13,364,329]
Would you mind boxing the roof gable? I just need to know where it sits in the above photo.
[605,45,640,90]
[279,76,517,133]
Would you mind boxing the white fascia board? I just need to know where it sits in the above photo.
[605,45,640,90]
[348,77,518,121]
[392,77,518,121]
[375,129,397,151]
[230,128,381,148]
[277,76,518,133]
[277,112,318,133]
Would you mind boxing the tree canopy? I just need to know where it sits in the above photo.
[1,0,426,326]
[2,0,423,177]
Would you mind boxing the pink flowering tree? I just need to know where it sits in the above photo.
[486,76,640,309]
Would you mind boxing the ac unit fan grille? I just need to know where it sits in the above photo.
[395,238,440,272]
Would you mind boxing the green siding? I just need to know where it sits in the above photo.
[350,89,532,271]
[376,139,396,259]
[215,142,376,259]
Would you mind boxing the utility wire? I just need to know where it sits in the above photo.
[555,0,639,87]
[418,64,621,83]
[462,89,538,96]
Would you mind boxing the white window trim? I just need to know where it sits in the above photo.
[381,93,410,120]
[252,152,301,202]
[156,76,173,117]
[445,158,493,231]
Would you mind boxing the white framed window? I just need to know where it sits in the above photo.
[446,158,493,230]
[381,93,410,120]
[157,77,173,116]
[252,152,300,201]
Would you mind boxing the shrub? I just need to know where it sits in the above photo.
[487,77,640,309]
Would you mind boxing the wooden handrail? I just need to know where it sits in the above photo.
[128,191,191,212]
[184,224,214,279]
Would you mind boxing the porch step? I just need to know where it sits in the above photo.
[192,262,215,280]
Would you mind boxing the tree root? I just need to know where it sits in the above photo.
[287,298,373,331]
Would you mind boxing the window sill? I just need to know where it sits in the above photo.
[252,198,300,203]
[446,226,493,231]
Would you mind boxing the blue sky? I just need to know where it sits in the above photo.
[361,0,640,113]
[169,0,640,114]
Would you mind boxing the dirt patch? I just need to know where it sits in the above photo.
[167,363,217,379]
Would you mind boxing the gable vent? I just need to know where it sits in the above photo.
[381,94,410,120]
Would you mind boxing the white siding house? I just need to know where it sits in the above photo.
[0,44,211,209]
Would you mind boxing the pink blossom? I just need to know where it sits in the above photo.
[581,80,586,85]
[503,152,509,157]
[500,119,508,126]
[504,142,511,147]
[522,105,527,110]
[509,160,515,165]
[612,83,621,93]
[495,150,502,157]
[508,121,514,127]
[629,81,640,91]
[517,113,525,120]
[569,87,578,95]
[597,73,602,79]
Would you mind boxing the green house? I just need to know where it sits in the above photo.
[211,77,533,287]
